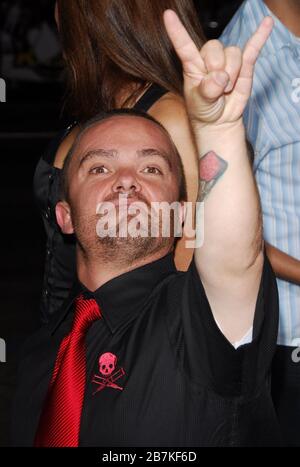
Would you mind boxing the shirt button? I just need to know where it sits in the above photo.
[47,249,51,257]
[44,290,49,297]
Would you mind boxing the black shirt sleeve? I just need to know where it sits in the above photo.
[164,253,279,398]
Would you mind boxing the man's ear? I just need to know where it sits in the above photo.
[56,201,74,234]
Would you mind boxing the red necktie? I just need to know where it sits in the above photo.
[34,295,101,447]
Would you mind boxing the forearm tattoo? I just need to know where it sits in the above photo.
[198,151,228,202]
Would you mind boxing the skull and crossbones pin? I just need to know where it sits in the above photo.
[92,352,125,395]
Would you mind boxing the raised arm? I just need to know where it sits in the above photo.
[164,10,273,344]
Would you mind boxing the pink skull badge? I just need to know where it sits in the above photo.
[99,352,117,376]
[92,352,125,395]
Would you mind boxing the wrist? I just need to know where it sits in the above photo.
[192,117,245,136]
[192,119,246,153]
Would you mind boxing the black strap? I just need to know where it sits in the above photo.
[133,84,168,112]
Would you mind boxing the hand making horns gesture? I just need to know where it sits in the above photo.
[163,10,273,126]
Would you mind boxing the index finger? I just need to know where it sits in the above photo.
[242,16,273,73]
[163,9,206,76]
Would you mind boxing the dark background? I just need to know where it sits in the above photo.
[0,0,243,446]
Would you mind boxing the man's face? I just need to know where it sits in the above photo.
[57,116,183,263]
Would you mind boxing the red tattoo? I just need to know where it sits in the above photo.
[200,151,226,182]
[199,151,228,201]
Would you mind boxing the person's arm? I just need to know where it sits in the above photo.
[266,242,300,284]
[149,93,199,204]
[149,94,198,271]
[164,10,273,344]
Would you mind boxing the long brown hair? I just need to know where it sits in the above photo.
[56,0,206,119]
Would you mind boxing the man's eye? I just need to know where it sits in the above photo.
[142,166,162,175]
[89,166,109,174]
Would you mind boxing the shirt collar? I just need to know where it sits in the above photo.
[243,0,300,54]
[50,252,177,335]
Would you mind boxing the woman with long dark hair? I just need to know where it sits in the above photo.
[35,0,206,322]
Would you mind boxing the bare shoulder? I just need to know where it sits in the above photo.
[149,92,198,271]
[147,91,197,177]
[148,92,191,136]
[54,125,80,169]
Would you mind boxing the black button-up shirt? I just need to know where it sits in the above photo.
[11,253,282,446]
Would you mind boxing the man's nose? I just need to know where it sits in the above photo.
[112,169,142,194]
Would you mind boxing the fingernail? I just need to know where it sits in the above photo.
[214,72,229,87]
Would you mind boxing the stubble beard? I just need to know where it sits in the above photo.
[73,210,174,268]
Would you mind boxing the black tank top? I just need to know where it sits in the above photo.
[33,84,168,323]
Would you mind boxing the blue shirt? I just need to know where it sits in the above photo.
[221,0,300,346]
